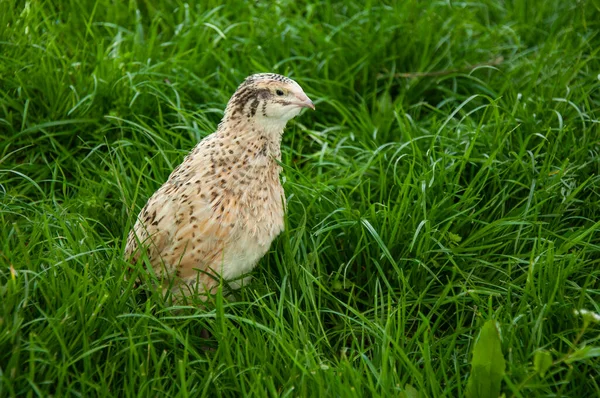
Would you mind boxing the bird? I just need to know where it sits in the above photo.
[124,73,314,300]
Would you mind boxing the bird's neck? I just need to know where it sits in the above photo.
[216,115,286,161]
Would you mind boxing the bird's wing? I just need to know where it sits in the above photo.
[124,154,239,288]
[124,182,181,278]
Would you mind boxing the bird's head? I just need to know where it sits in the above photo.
[224,73,314,130]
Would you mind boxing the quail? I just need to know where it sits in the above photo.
[124,73,314,298]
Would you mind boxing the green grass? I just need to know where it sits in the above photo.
[1,0,600,396]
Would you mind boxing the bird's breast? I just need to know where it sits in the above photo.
[216,175,284,282]
[237,174,285,243]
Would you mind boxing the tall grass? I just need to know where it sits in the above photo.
[1,0,599,396]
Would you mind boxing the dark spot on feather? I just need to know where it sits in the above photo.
[259,143,267,156]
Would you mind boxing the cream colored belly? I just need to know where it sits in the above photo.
[218,215,284,286]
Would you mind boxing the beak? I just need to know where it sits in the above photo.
[295,93,315,110]
[303,98,315,110]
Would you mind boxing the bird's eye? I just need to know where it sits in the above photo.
[276,89,285,96]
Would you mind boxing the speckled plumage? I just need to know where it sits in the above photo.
[124,73,314,298]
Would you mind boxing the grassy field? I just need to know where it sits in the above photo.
[1,0,600,396]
